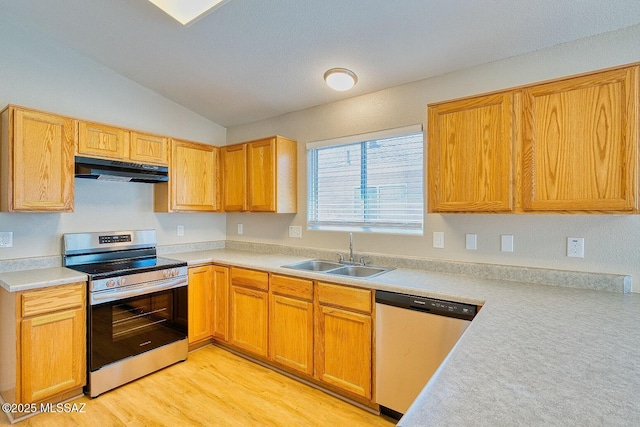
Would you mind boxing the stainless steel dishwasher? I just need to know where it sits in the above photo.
[375,290,477,420]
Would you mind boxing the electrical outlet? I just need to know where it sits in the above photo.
[237,224,243,235]
[567,237,584,258]
[465,233,477,250]
[501,235,514,252]
[289,226,302,238]
[176,225,184,237]
[0,232,13,248]
[433,231,445,249]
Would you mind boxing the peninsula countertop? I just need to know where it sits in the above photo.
[1,248,637,426]
[167,249,640,426]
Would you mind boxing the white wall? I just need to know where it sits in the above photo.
[0,15,227,260]
[226,24,640,290]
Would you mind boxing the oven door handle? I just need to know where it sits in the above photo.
[90,276,187,305]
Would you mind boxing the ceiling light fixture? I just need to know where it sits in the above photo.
[148,0,228,25]
[324,68,358,91]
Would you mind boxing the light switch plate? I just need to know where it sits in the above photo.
[176,225,184,237]
[0,232,13,248]
[237,224,243,235]
[288,226,302,238]
[501,234,514,252]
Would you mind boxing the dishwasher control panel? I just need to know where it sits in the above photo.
[376,290,477,320]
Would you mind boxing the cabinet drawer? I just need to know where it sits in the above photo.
[231,267,269,291]
[270,274,313,301]
[21,282,85,318]
[317,282,372,314]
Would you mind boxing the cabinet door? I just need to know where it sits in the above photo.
[171,140,219,211]
[428,93,514,212]
[9,108,75,212]
[522,66,638,211]
[188,266,213,344]
[269,275,313,375]
[20,307,85,403]
[315,305,372,399]
[77,121,129,160]
[247,138,276,211]
[222,144,247,211]
[211,265,229,342]
[130,132,169,165]
[229,285,268,358]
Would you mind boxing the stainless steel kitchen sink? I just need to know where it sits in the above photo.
[324,265,392,279]
[282,259,393,279]
[283,259,343,272]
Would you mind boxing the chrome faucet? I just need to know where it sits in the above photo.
[349,232,354,263]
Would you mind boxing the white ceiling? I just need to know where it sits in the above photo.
[3,0,640,127]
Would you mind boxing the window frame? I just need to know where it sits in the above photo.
[306,125,424,235]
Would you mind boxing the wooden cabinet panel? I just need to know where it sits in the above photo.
[247,138,276,211]
[222,144,247,211]
[229,285,268,358]
[428,92,514,212]
[21,307,85,403]
[164,139,219,212]
[211,265,229,342]
[21,283,85,318]
[270,294,313,375]
[188,265,213,344]
[130,132,168,166]
[77,121,129,160]
[1,107,75,212]
[230,267,269,291]
[269,274,313,375]
[315,304,372,399]
[316,282,372,314]
[522,66,638,211]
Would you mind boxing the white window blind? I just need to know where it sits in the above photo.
[307,125,424,235]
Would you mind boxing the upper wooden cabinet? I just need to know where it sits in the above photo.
[222,136,297,213]
[427,63,639,213]
[0,106,75,212]
[154,139,220,212]
[222,143,247,211]
[428,93,515,212]
[130,131,169,166]
[522,66,638,212]
[77,121,169,166]
[77,121,129,160]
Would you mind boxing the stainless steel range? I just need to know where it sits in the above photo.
[63,229,188,398]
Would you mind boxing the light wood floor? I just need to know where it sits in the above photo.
[2,345,394,426]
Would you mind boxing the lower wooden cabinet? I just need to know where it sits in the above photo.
[315,282,373,399]
[188,265,213,344]
[269,274,314,376]
[0,282,86,407]
[211,265,229,342]
[229,267,269,358]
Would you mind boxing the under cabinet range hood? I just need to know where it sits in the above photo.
[74,156,169,183]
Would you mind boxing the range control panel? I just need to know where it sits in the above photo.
[99,234,133,244]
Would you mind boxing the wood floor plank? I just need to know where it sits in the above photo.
[2,345,394,426]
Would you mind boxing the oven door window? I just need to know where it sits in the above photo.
[89,286,187,371]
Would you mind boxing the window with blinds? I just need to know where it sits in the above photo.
[307,125,424,235]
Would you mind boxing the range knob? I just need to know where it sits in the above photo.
[117,277,127,287]
[106,279,116,288]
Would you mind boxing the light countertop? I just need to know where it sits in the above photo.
[1,248,638,425]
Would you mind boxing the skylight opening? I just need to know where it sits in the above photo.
[148,0,228,25]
